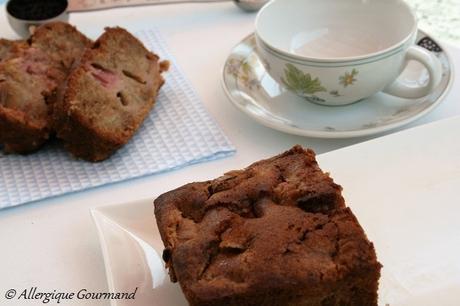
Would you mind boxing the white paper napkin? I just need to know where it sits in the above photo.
[0,28,235,208]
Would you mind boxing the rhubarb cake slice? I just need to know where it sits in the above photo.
[154,146,381,306]
[54,27,168,161]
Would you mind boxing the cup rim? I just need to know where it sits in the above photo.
[255,0,418,63]
[256,34,413,66]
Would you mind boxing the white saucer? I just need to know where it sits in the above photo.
[222,31,453,138]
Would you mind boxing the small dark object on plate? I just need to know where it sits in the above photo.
[7,0,68,21]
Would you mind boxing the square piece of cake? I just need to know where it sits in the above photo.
[154,145,381,306]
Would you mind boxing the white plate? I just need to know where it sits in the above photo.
[222,31,454,138]
[92,116,460,306]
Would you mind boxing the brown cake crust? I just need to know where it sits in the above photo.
[54,27,167,161]
[30,21,91,73]
[0,39,14,61]
[0,22,90,154]
[0,39,25,62]
[154,146,381,306]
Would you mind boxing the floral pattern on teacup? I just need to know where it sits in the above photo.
[281,64,326,95]
[329,90,342,97]
[305,95,326,104]
[339,69,359,87]
[280,64,360,103]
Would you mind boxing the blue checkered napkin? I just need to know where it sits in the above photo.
[0,29,235,208]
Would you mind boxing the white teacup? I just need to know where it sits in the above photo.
[255,0,442,106]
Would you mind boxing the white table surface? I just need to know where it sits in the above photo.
[0,2,459,305]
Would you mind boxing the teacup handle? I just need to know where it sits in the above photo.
[383,45,442,99]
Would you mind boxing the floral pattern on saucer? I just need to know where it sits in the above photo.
[226,58,261,90]
[222,31,452,138]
